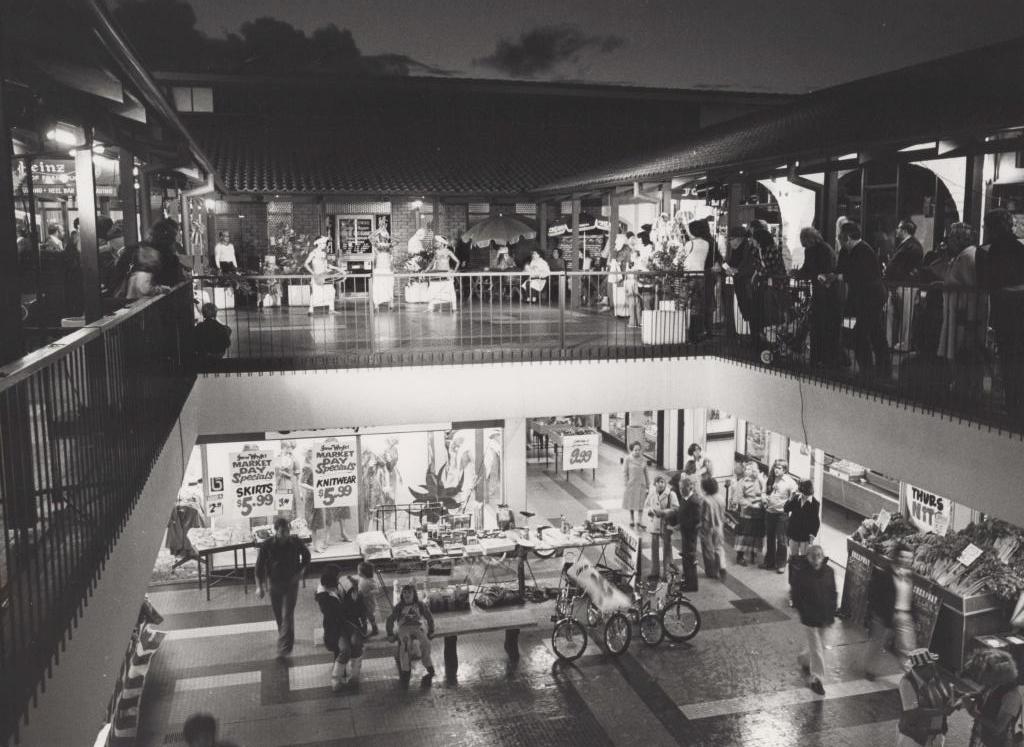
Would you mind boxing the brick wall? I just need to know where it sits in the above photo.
[292,201,323,238]
[439,201,468,241]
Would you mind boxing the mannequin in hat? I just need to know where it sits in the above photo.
[898,648,956,746]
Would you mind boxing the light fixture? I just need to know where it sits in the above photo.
[836,152,858,160]
[46,124,79,146]
[133,181,140,190]
[898,142,935,153]
[411,200,423,210]
[204,198,216,211]
[132,166,140,177]
[92,144,105,155]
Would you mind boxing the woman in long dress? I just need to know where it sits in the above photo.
[427,239,460,312]
[303,245,343,315]
[522,250,551,303]
[622,441,650,528]
[370,241,395,311]
[699,476,727,580]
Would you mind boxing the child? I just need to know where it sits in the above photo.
[315,565,366,691]
[357,562,379,637]
[386,584,436,682]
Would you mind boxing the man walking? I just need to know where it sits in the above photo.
[866,544,917,678]
[256,517,311,657]
[792,545,837,695]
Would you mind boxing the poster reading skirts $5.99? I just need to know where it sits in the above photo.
[313,437,359,509]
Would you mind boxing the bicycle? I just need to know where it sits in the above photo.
[550,571,590,661]
[657,566,701,642]
[589,567,663,653]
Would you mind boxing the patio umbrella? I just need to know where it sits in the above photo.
[463,215,537,247]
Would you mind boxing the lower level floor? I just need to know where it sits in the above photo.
[137,449,979,746]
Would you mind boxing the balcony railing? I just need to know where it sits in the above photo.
[0,283,194,746]
[193,269,1022,436]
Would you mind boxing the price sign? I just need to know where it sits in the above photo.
[958,542,983,568]
[276,491,294,512]
[313,437,358,509]
[207,495,224,517]
[227,448,276,519]
[561,433,600,471]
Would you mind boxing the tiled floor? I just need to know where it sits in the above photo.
[139,446,978,746]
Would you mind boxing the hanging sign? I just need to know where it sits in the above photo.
[313,437,358,509]
[904,484,951,536]
[227,447,276,519]
[562,433,600,471]
[911,580,942,650]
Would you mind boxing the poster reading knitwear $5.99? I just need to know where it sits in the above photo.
[313,438,358,509]
[228,448,276,519]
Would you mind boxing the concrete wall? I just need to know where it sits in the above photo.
[193,359,1024,526]
[18,389,200,747]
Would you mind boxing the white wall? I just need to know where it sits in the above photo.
[194,359,1024,526]
[19,388,200,747]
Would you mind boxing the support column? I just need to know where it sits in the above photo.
[503,417,527,513]
[138,170,152,238]
[537,202,548,255]
[570,198,581,307]
[822,171,840,245]
[118,150,139,248]
[660,181,672,217]
[964,154,985,229]
[727,183,745,229]
[608,189,619,256]
[0,78,24,363]
[75,130,101,323]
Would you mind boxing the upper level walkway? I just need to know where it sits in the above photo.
[194,270,1022,439]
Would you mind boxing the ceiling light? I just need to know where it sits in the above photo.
[898,142,935,153]
[46,125,79,146]
[836,152,858,161]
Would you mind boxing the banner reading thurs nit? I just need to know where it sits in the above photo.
[313,437,358,509]
[228,447,276,519]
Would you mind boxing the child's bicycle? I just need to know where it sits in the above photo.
[657,566,701,642]
[550,573,591,662]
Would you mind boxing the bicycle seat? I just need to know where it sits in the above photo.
[519,510,536,519]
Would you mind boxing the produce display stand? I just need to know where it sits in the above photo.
[842,539,1006,670]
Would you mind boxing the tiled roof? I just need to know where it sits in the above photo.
[534,37,1024,194]
[187,114,641,196]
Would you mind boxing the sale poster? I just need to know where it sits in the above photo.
[562,433,600,471]
[228,447,276,519]
[313,437,359,509]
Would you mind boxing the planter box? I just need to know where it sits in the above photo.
[641,309,688,345]
[212,287,235,310]
[287,284,311,306]
[404,280,430,304]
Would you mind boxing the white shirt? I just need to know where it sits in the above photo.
[894,572,913,612]
[678,238,710,272]
[214,241,236,266]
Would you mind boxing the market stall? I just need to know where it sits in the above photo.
[843,514,1024,669]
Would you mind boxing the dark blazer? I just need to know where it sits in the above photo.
[884,237,924,281]
[316,583,366,654]
[867,566,897,627]
[837,240,886,317]
[792,560,837,628]
[784,495,821,542]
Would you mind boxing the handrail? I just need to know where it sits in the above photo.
[0,282,191,391]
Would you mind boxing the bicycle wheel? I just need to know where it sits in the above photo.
[534,545,557,560]
[661,599,701,642]
[639,612,664,646]
[551,618,588,662]
[603,612,632,655]
[586,601,602,627]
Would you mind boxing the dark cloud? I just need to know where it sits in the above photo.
[475,25,625,77]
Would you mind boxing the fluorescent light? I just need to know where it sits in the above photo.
[836,152,858,160]
[898,142,935,153]
[46,125,78,146]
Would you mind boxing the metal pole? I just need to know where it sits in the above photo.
[0,78,24,363]
[118,149,139,248]
[75,128,101,323]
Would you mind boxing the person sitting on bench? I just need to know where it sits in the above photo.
[386,584,436,683]
[315,565,367,691]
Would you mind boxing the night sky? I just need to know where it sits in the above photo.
[178,0,1024,92]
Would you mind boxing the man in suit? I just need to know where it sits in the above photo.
[824,221,890,375]
[884,219,924,282]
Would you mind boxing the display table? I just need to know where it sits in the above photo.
[641,309,688,344]
[842,539,1006,669]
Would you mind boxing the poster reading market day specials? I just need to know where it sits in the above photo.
[313,437,358,509]
[228,447,276,519]
[562,432,600,471]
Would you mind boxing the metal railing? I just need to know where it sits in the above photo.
[193,269,1022,436]
[0,283,194,746]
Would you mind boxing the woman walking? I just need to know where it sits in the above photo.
[699,476,726,580]
[622,442,650,528]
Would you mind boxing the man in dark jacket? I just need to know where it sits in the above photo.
[673,474,703,592]
[885,220,924,282]
[784,480,821,589]
[195,302,232,362]
[256,517,311,656]
[315,565,367,690]
[827,221,890,375]
[792,545,836,695]
[793,228,841,366]
[976,208,1024,421]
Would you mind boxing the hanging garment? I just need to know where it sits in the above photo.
[166,505,205,556]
